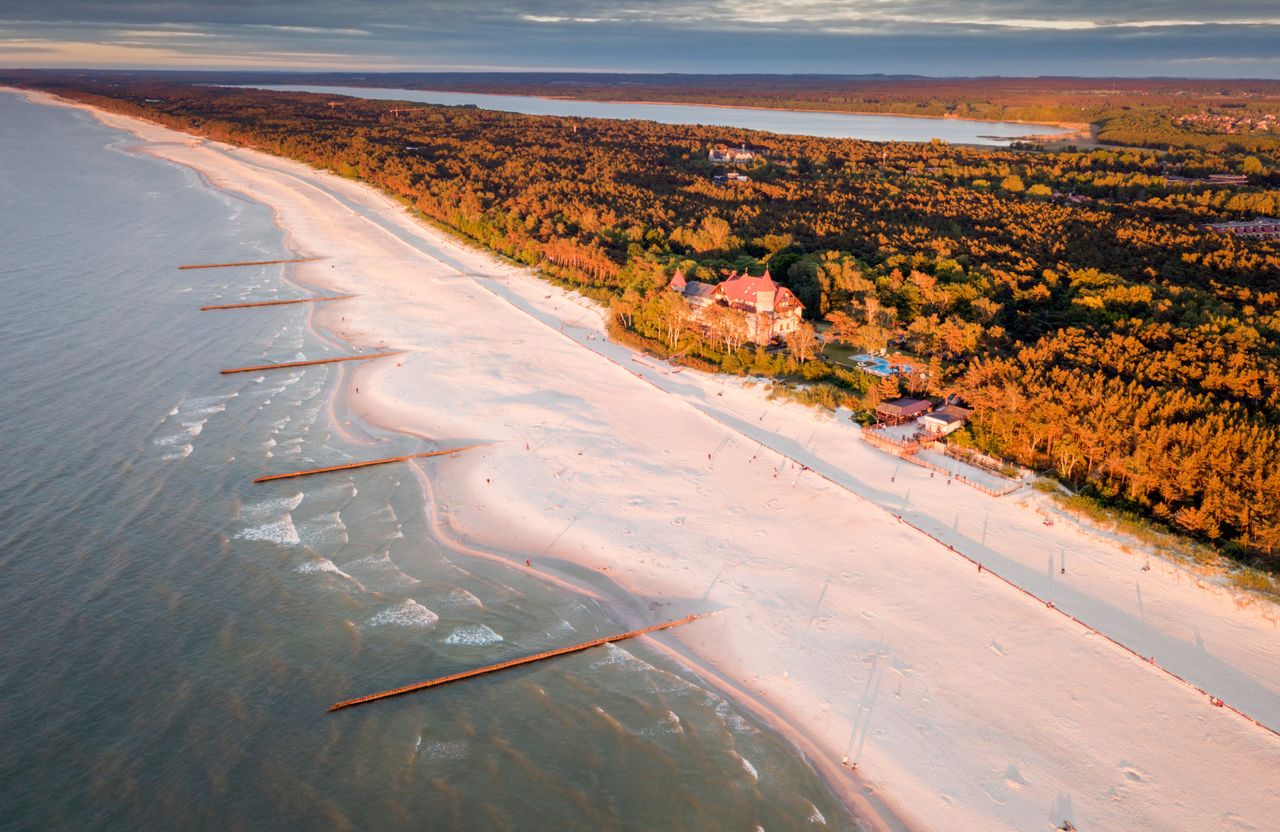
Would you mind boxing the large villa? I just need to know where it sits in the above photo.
[669,269,805,342]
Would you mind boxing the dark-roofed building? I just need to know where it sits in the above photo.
[1204,217,1280,238]
[876,397,932,425]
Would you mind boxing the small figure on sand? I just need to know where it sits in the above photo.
[525,558,532,568]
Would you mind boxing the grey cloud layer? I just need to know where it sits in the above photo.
[6,0,1280,27]
[1,0,1278,75]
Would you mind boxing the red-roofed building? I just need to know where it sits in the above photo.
[668,269,804,343]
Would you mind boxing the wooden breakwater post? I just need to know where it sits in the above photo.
[254,444,485,483]
[328,614,705,712]
[178,257,324,270]
[200,295,352,311]
[219,351,400,375]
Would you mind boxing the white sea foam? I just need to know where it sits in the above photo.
[161,444,193,461]
[234,493,304,546]
[591,643,698,696]
[294,555,357,581]
[367,599,438,629]
[240,493,304,521]
[296,557,343,575]
[806,803,827,825]
[445,588,484,609]
[297,511,349,548]
[305,480,358,503]
[418,740,468,760]
[641,708,686,738]
[179,393,234,411]
[235,514,301,546]
[343,553,420,589]
[712,697,757,735]
[733,751,759,782]
[444,624,504,646]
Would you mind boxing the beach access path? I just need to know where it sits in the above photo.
[16,87,1278,832]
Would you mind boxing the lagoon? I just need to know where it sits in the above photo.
[241,84,1069,145]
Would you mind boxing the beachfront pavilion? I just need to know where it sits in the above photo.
[875,397,932,425]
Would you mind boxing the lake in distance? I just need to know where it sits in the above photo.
[240,84,1070,145]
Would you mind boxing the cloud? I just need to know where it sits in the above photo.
[0,1,1276,76]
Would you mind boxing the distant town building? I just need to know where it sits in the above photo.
[712,170,751,184]
[709,145,757,164]
[669,269,804,342]
[875,397,932,425]
[1166,173,1248,187]
[1204,217,1280,238]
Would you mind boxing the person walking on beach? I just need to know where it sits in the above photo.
[525,558,532,568]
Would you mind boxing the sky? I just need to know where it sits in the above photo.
[2,1,1279,77]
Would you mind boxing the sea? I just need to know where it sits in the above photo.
[241,83,1069,145]
[0,92,860,830]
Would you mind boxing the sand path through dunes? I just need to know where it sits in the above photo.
[18,87,1280,832]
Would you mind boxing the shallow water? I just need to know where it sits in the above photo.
[240,84,1068,145]
[0,93,860,830]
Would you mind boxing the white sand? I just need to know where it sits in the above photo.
[14,87,1280,832]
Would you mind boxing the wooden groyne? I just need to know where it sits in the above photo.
[328,613,705,712]
[254,444,485,483]
[178,257,324,270]
[200,295,352,311]
[219,351,399,375]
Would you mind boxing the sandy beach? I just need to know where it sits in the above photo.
[14,86,1280,831]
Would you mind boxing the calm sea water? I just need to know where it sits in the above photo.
[0,93,859,830]
[242,84,1067,145]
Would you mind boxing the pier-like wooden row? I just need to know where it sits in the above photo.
[254,445,484,483]
[328,614,704,712]
[220,351,399,375]
[200,295,352,311]
[179,257,324,270]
